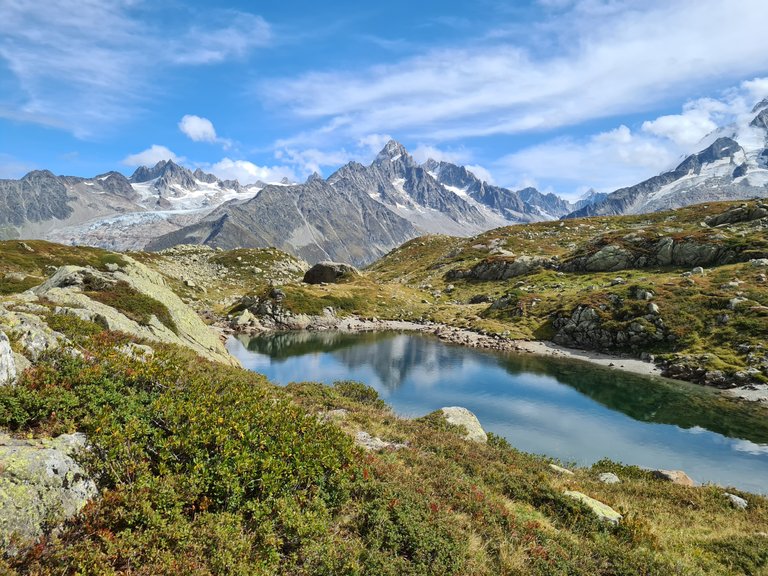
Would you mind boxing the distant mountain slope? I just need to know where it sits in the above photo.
[566,102,768,219]
[423,159,572,219]
[147,176,417,266]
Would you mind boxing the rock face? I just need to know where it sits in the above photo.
[561,233,750,273]
[0,432,97,548]
[0,331,16,385]
[563,491,622,525]
[303,261,361,284]
[440,407,488,443]
[552,305,669,351]
[424,159,552,221]
[446,255,556,281]
[32,258,235,365]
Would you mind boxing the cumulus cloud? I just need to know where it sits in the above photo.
[179,115,218,142]
[0,2,271,136]
[208,158,297,185]
[122,145,180,167]
[641,111,717,147]
[178,114,232,148]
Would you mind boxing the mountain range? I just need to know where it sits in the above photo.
[2,97,767,264]
[0,141,582,265]
[565,98,768,218]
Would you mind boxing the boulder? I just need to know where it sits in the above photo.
[0,432,97,548]
[651,469,696,487]
[598,472,621,484]
[0,331,16,386]
[439,407,487,443]
[303,262,360,284]
[563,491,622,525]
[723,492,748,510]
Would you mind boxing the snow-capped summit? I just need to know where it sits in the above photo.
[566,98,768,218]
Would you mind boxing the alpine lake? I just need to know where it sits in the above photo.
[227,331,768,494]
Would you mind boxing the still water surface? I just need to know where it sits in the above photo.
[227,331,768,494]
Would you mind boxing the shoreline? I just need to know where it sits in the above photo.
[224,314,767,404]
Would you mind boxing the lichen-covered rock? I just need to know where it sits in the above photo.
[440,406,487,443]
[0,432,97,548]
[0,307,66,361]
[563,491,622,525]
[355,431,407,451]
[303,261,360,284]
[0,332,16,386]
[33,258,235,365]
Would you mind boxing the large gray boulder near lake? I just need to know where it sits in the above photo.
[0,432,97,548]
[303,261,361,284]
[440,406,488,443]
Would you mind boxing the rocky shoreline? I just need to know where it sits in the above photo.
[221,309,768,404]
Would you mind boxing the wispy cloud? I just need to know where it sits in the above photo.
[0,1,271,137]
[263,0,768,146]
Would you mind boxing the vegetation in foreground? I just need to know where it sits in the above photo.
[0,318,765,575]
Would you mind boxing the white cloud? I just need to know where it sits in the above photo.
[179,115,218,143]
[178,114,232,149]
[209,158,297,185]
[122,145,180,167]
[496,125,678,199]
[264,0,768,147]
[0,2,271,136]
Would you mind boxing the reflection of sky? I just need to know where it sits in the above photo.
[227,334,768,494]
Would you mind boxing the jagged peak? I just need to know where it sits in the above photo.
[129,159,191,183]
[375,139,411,164]
[751,97,768,114]
[306,172,324,184]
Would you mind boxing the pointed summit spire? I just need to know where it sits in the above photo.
[375,139,412,165]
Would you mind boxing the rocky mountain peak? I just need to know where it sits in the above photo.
[129,159,190,184]
[375,140,414,167]
[306,172,324,184]
[750,108,768,131]
[193,168,218,184]
[751,97,768,114]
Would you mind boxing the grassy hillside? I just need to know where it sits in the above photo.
[0,321,765,575]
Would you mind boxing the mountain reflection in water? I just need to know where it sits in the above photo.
[229,331,768,493]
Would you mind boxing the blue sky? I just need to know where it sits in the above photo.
[2,0,768,199]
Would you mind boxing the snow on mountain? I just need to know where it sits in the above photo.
[566,102,768,219]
